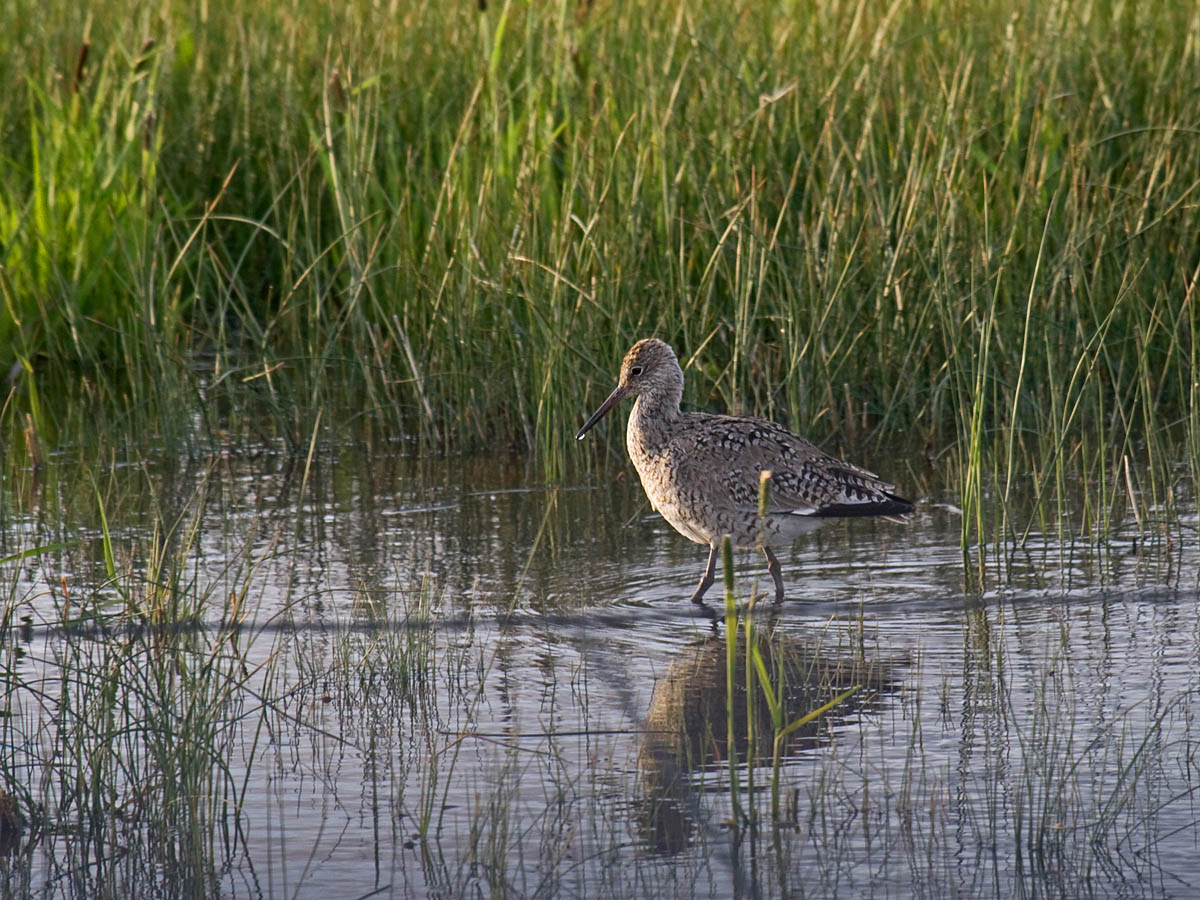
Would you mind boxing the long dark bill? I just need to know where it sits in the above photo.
[575,384,632,440]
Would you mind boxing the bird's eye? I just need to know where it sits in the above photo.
[630,366,644,376]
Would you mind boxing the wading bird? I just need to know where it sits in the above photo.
[576,339,912,604]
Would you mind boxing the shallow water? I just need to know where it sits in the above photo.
[3,444,1199,898]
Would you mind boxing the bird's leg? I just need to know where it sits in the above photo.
[688,544,719,604]
[762,546,785,602]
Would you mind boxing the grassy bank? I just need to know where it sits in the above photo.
[3,0,1198,499]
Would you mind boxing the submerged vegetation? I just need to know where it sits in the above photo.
[1,0,1197,497]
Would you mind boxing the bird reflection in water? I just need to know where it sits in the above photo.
[635,622,904,855]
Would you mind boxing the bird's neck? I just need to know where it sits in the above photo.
[629,389,681,453]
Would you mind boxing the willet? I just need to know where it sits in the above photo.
[576,339,913,604]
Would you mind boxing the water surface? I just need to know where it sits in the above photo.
[3,443,1198,898]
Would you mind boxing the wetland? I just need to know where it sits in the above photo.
[4,0,1200,895]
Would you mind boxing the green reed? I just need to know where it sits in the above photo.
[0,471,267,896]
[2,0,1197,541]
[0,449,456,896]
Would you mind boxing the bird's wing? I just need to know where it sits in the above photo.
[675,414,898,516]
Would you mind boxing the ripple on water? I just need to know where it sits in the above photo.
[3,449,1199,898]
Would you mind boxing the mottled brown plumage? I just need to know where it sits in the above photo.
[577,339,912,604]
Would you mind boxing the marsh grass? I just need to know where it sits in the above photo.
[0,455,471,896]
[2,0,1200,886]
[943,604,1200,897]
[0,503,268,896]
[1,0,1197,521]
